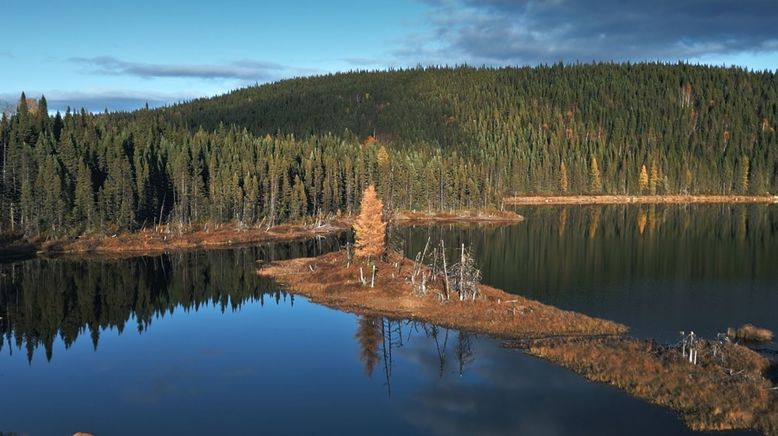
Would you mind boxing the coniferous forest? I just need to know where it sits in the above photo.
[1,63,777,238]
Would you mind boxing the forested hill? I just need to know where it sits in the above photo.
[1,63,777,238]
[164,63,778,152]
[161,63,778,193]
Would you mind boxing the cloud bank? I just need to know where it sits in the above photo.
[0,90,199,113]
[403,0,778,66]
[69,56,287,81]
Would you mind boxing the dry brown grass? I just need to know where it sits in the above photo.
[258,250,625,339]
[521,337,777,435]
[504,195,778,205]
[729,324,775,343]
[393,210,524,224]
[259,249,778,435]
[38,220,352,255]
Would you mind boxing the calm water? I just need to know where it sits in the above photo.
[1,205,772,435]
[404,204,778,345]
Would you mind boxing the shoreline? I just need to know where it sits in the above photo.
[392,210,524,224]
[258,251,626,339]
[42,221,351,257]
[504,194,778,205]
[258,250,777,435]
[0,211,524,259]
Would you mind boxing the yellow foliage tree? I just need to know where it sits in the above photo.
[559,162,569,194]
[649,161,660,195]
[590,156,602,193]
[354,185,386,259]
[739,155,750,194]
[639,164,649,194]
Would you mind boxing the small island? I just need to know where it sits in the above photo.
[259,186,778,435]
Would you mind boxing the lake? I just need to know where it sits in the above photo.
[1,204,774,435]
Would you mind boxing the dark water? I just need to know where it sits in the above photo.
[0,206,770,435]
[403,204,778,345]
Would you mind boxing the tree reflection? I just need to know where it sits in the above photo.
[355,317,477,395]
[0,237,342,363]
[355,317,382,378]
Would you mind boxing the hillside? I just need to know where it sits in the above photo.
[1,63,777,238]
[162,63,778,194]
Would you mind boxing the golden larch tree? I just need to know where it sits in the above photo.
[559,162,569,194]
[354,185,386,259]
[590,156,602,193]
[649,161,660,195]
[639,164,649,194]
[739,155,750,194]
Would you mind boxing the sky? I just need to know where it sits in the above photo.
[1,0,777,113]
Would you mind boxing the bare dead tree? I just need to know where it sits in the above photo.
[449,244,481,301]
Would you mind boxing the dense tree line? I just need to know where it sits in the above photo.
[1,63,777,237]
[165,63,778,194]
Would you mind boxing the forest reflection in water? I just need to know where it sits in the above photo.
[0,231,759,435]
[402,204,778,343]
[0,236,345,363]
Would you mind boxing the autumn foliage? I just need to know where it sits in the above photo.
[354,185,386,259]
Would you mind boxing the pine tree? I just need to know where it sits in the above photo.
[376,145,392,207]
[353,185,386,259]
[73,161,95,231]
[289,175,307,219]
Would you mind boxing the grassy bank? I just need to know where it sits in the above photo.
[257,251,625,338]
[1,210,527,258]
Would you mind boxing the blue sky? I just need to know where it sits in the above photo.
[2,0,777,112]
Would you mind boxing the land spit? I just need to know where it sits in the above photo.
[504,195,778,205]
[1,211,524,259]
[35,221,353,256]
[392,210,524,224]
[258,250,778,436]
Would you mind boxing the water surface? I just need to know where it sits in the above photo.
[1,207,771,435]
[403,204,778,344]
